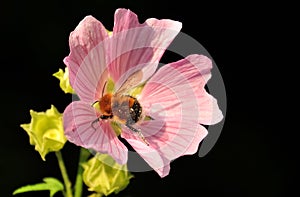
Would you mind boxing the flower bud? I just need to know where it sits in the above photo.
[20,105,67,160]
[53,67,75,94]
[82,154,133,196]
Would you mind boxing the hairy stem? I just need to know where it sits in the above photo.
[55,151,73,197]
[74,148,91,197]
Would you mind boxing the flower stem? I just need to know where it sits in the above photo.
[74,148,91,197]
[55,151,73,197]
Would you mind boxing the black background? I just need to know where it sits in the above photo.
[0,0,297,197]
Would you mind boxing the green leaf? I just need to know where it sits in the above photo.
[13,177,64,197]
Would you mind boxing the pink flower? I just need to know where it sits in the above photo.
[63,8,223,177]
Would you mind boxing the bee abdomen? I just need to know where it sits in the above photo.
[128,98,142,125]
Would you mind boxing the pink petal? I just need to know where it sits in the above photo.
[168,54,213,89]
[63,16,109,102]
[184,124,208,154]
[70,44,109,103]
[108,9,182,90]
[121,55,224,176]
[63,101,128,164]
[121,130,170,178]
[167,54,223,125]
[121,119,207,177]
[197,90,224,125]
[113,8,141,33]
[117,61,203,176]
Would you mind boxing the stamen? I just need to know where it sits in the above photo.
[102,81,107,97]
[91,100,99,107]
[144,115,154,121]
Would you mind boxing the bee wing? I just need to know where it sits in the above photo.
[115,70,143,96]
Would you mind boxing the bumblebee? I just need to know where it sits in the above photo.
[98,93,142,125]
[92,70,149,145]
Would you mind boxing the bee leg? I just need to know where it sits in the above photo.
[91,115,113,130]
[126,124,149,146]
[137,131,150,146]
[91,118,100,130]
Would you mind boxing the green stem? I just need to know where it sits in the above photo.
[55,151,73,197]
[74,148,91,197]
